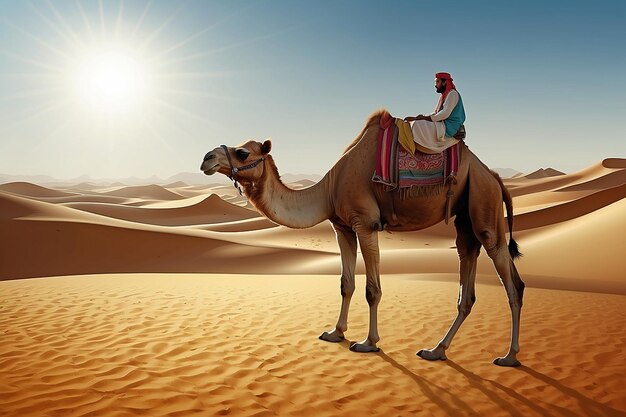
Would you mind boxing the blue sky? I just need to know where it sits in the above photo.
[0,0,624,179]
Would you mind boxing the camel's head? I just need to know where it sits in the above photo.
[200,139,272,182]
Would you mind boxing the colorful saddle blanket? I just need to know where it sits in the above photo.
[372,112,459,193]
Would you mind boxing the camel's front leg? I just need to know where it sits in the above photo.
[320,224,357,343]
[350,228,381,353]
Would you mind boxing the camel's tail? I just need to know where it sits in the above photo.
[491,171,523,261]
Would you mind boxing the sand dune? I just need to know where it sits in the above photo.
[101,184,186,200]
[160,184,253,207]
[0,191,334,280]
[197,217,279,232]
[0,214,335,279]
[163,181,189,188]
[0,190,98,222]
[512,189,589,211]
[63,194,260,226]
[505,174,580,197]
[511,183,625,230]
[524,167,565,179]
[505,158,625,197]
[38,194,136,205]
[186,183,226,191]
[164,188,213,199]
[512,165,624,213]
[557,169,626,192]
[511,198,626,290]
[0,181,77,198]
[0,159,624,416]
[1,157,624,292]
[62,181,104,191]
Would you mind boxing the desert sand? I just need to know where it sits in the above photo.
[1,158,625,416]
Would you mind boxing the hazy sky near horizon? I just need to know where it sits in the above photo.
[0,0,625,179]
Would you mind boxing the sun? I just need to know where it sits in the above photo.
[72,45,150,114]
[5,1,244,137]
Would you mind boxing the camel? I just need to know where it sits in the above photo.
[200,110,525,367]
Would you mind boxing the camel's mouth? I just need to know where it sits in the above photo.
[202,164,220,175]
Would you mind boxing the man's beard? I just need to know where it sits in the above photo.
[436,84,446,94]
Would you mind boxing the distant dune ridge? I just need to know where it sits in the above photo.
[1,158,624,287]
[163,181,189,188]
[0,171,324,187]
[492,167,523,178]
[0,181,78,198]
[100,184,186,200]
[63,193,261,226]
[524,167,566,179]
[0,158,625,416]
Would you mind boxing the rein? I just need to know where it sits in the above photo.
[220,144,265,195]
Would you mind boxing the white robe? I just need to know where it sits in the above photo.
[410,90,460,154]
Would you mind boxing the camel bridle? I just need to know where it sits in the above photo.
[220,144,265,195]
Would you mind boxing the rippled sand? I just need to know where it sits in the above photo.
[1,274,625,416]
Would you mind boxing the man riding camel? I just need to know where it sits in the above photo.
[404,72,466,153]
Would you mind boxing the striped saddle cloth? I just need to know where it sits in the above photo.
[372,112,459,193]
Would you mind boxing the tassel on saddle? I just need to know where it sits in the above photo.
[443,127,463,224]
[444,173,457,225]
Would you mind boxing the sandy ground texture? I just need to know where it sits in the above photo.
[1,274,625,417]
[0,158,625,416]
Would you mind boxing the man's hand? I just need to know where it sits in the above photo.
[404,114,426,122]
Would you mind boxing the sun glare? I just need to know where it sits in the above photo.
[6,1,237,139]
[73,46,149,114]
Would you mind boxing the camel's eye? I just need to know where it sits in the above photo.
[235,148,250,161]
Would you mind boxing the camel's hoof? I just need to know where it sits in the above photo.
[349,341,379,353]
[416,348,447,361]
[493,357,521,367]
[319,331,344,343]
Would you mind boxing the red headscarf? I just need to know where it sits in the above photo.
[434,72,456,112]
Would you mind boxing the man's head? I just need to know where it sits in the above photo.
[435,72,454,94]
[433,72,456,112]
[435,78,447,94]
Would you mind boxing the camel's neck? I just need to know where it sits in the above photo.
[242,156,334,229]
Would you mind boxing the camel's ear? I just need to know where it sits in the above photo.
[261,139,272,154]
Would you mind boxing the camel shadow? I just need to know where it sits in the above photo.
[337,341,623,416]
[337,341,480,417]
[378,350,482,416]
[443,361,547,417]
[444,361,623,417]
[517,366,623,417]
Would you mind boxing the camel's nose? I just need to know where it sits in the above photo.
[200,152,216,171]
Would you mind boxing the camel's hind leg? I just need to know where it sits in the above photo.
[462,166,525,366]
[475,226,525,367]
[417,213,481,361]
[487,244,525,366]
[320,223,357,343]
